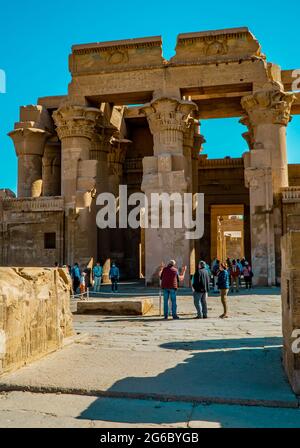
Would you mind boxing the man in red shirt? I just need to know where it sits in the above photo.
[160,260,185,320]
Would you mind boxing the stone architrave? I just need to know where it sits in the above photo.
[139,97,198,286]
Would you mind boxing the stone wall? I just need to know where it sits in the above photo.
[0,197,64,267]
[281,187,300,394]
[0,267,74,376]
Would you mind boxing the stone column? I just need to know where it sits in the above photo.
[108,137,130,276]
[108,137,130,195]
[90,124,113,282]
[139,97,198,286]
[9,128,50,197]
[241,82,295,285]
[183,120,205,275]
[42,137,61,196]
[53,105,100,265]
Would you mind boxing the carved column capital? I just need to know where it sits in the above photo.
[8,127,51,157]
[140,97,197,134]
[53,105,101,140]
[192,134,206,159]
[241,83,295,126]
[139,97,198,155]
[108,138,131,176]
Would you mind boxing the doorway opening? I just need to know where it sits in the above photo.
[211,204,245,262]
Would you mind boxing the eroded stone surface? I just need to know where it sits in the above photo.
[0,267,74,376]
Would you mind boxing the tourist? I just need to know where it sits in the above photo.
[79,271,86,295]
[229,259,240,293]
[109,262,120,293]
[160,260,185,320]
[237,258,243,287]
[243,261,253,289]
[83,265,92,289]
[191,261,210,319]
[217,262,230,319]
[211,258,220,293]
[71,262,81,294]
[237,258,243,273]
[93,261,103,292]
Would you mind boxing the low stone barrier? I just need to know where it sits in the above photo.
[77,298,153,315]
[0,267,74,376]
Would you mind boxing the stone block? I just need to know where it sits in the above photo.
[77,298,153,315]
[142,156,157,175]
[158,154,172,172]
[171,28,262,65]
[0,267,74,376]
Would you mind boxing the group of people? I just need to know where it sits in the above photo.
[62,262,120,295]
[211,258,253,293]
[59,255,252,318]
[159,257,253,320]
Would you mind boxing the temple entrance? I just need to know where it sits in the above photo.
[211,205,245,262]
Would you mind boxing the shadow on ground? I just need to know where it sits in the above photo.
[78,336,297,426]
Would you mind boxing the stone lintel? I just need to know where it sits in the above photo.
[198,157,244,169]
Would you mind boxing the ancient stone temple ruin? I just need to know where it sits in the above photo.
[1,27,300,289]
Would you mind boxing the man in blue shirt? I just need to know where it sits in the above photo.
[93,261,103,292]
[109,263,120,293]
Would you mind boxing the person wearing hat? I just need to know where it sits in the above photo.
[191,260,211,319]
[160,260,185,320]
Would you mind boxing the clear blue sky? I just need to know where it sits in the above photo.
[0,0,299,193]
